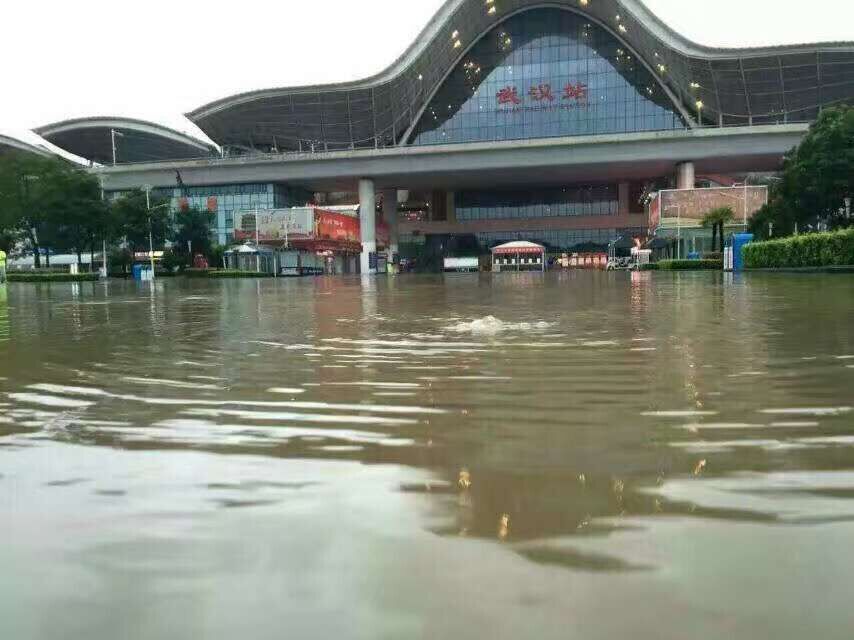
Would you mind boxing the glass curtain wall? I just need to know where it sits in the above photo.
[410,8,686,145]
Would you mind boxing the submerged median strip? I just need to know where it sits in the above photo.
[7,272,99,283]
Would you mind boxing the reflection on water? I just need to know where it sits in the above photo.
[0,286,8,343]
[1,273,854,639]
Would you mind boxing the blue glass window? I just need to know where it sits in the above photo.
[409,9,685,145]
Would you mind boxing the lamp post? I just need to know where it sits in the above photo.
[144,186,169,281]
[110,129,124,166]
[664,204,681,259]
[255,207,261,273]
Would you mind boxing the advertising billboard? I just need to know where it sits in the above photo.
[314,209,361,243]
[235,208,314,242]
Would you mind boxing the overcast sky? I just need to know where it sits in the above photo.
[2,0,852,149]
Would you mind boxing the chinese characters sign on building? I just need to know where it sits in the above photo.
[496,82,588,110]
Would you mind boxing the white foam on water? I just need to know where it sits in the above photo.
[759,407,852,416]
[642,410,718,418]
[310,381,421,389]
[770,421,821,428]
[372,392,418,397]
[445,316,553,335]
[267,387,306,394]
[122,377,222,391]
[28,384,109,397]
[7,393,94,409]
[183,407,417,426]
[679,422,763,431]
[580,340,619,347]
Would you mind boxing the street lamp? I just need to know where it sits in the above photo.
[144,186,169,281]
[111,129,124,166]
[664,204,681,259]
[695,100,704,127]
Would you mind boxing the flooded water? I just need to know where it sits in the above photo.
[1,272,854,639]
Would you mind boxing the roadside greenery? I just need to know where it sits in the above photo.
[8,272,99,283]
[657,259,723,270]
[189,269,271,278]
[749,105,853,240]
[0,153,222,272]
[743,228,854,268]
[701,206,735,254]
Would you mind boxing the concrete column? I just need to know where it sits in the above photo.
[676,162,695,190]
[618,182,630,215]
[359,178,376,275]
[382,188,399,258]
[446,191,457,223]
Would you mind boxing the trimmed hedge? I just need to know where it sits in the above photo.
[209,270,271,278]
[7,272,99,283]
[183,268,217,278]
[638,263,659,271]
[657,259,723,271]
[743,229,854,269]
[186,269,271,278]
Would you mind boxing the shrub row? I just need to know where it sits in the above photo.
[184,269,271,278]
[657,259,723,271]
[743,228,854,269]
[7,272,99,283]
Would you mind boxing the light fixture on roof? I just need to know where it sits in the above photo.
[690,82,700,89]
[454,39,462,48]
[657,63,667,73]
[618,24,627,33]
[580,0,588,5]
[452,30,459,39]
[488,5,496,14]
[695,100,704,109]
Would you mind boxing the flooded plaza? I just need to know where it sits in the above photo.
[1,271,854,639]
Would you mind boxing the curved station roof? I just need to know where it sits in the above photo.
[0,133,53,158]
[33,117,218,165]
[186,0,854,153]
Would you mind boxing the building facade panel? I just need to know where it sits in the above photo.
[185,0,853,153]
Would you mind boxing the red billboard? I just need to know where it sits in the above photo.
[315,209,361,243]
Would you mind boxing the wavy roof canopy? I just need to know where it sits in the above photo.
[0,133,54,158]
[187,0,854,153]
[33,117,218,165]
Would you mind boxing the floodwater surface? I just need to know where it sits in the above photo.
[1,272,853,639]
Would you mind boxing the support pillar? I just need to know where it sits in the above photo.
[676,162,695,190]
[618,182,630,215]
[446,191,457,223]
[382,188,399,259]
[359,178,376,275]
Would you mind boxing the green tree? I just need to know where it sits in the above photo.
[174,207,214,264]
[111,189,172,256]
[751,105,853,236]
[0,154,106,267]
[702,206,735,254]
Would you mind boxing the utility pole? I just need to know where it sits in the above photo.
[145,187,156,281]
[110,129,124,166]
[255,207,261,273]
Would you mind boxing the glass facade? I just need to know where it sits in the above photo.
[401,228,645,252]
[456,185,618,220]
[122,184,313,245]
[410,8,685,146]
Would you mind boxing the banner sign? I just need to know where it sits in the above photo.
[235,207,314,242]
[496,81,589,113]
[315,209,361,243]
